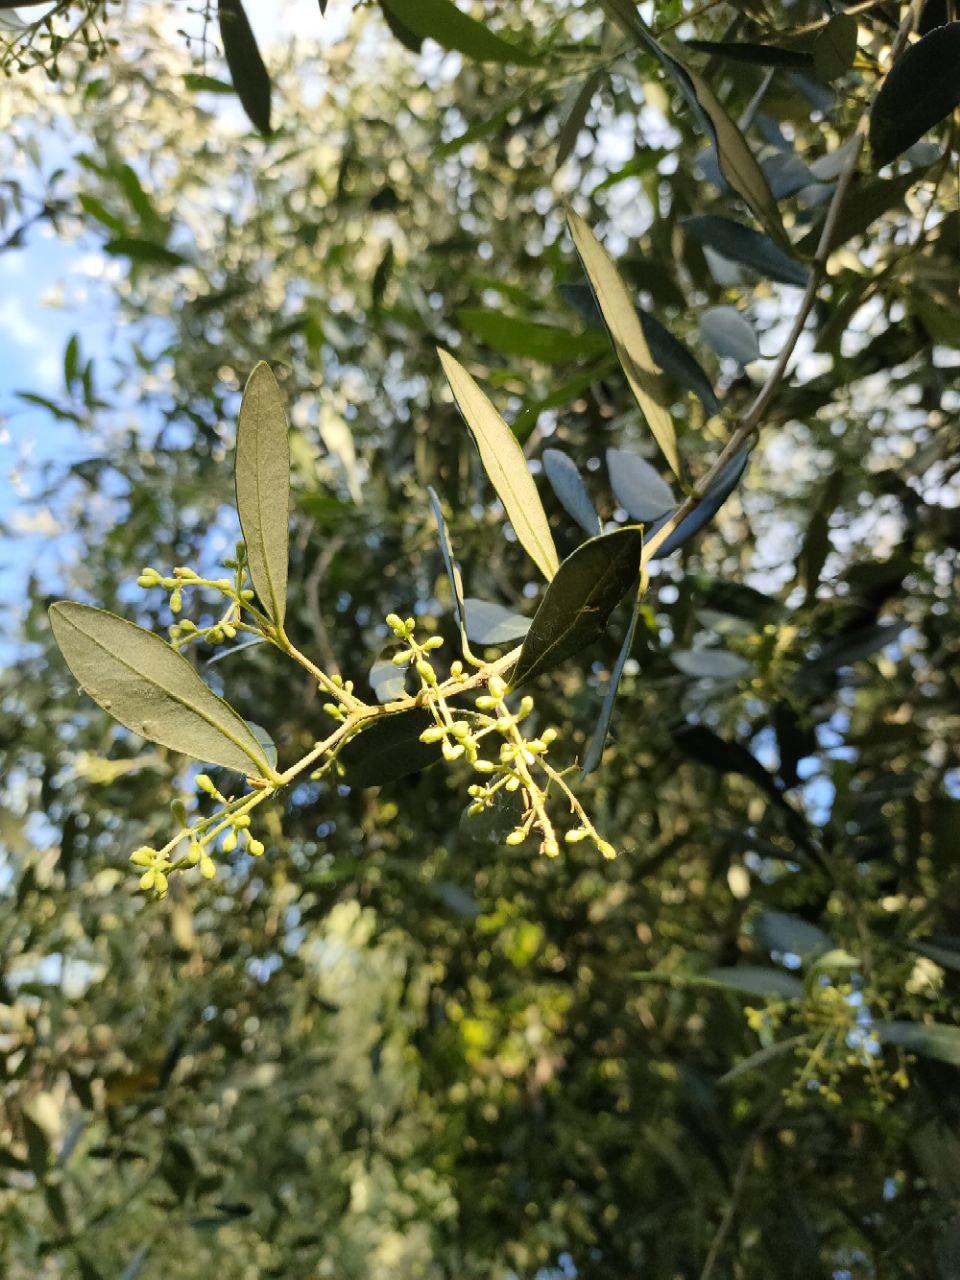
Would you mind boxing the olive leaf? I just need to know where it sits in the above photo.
[542,447,601,537]
[581,586,642,776]
[340,709,443,787]
[438,348,559,582]
[513,526,645,686]
[49,602,274,777]
[683,215,809,288]
[567,211,681,480]
[235,361,290,629]
[870,22,960,168]
[428,485,468,645]
[380,0,537,64]
[606,447,674,521]
[684,66,788,246]
[875,1021,960,1066]
[463,598,531,646]
[218,0,272,136]
[649,443,751,557]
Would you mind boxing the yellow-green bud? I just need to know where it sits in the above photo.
[188,841,202,865]
[130,846,157,867]
[169,590,182,615]
[234,815,251,829]
[488,675,507,699]
[137,567,162,587]
[247,838,265,857]
[416,660,437,686]
[222,623,237,640]
[386,613,403,631]
[392,649,412,666]
[505,830,526,846]
[154,872,168,897]
[216,579,233,591]
[451,721,471,739]
[542,838,560,857]
[200,856,216,879]
[196,774,218,796]
[419,726,446,744]
[241,589,255,600]
[597,840,616,859]
[442,740,465,761]
[541,727,558,745]
[139,869,156,891]
[565,828,588,844]
[423,636,444,651]
[222,830,238,854]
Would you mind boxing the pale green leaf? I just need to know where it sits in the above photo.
[567,211,680,479]
[438,349,559,582]
[235,361,290,629]
[49,602,274,777]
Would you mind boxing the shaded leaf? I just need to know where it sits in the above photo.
[684,215,809,287]
[581,586,641,776]
[684,39,813,69]
[671,648,750,680]
[368,659,407,704]
[638,309,722,416]
[49,603,273,777]
[235,362,290,629]
[513,526,644,685]
[457,308,608,363]
[876,1021,960,1066]
[428,486,468,644]
[567,211,680,478]
[606,447,674,521]
[463,597,531,646]
[380,0,537,64]
[245,721,277,770]
[797,167,928,255]
[102,238,188,267]
[378,0,424,52]
[870,23,960,167]
[542,448,601,537]
[813,15,858,82]
[672,722,782,799]
[720,1034,813,1083]
[699,306,760,364]
[649,444,751,557]
[557,69,603,167]
[707,966,805,998]
[340,709,443,787]
[438,349,559,582]
[218,0,272,136]
[755,910,832,962]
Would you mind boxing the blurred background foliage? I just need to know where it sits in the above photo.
[1,0,959,1276]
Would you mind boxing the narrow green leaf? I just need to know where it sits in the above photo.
[235,361,290,629]
[542,448,601,537]
[755,910,832,962]
[378,0,424,51]
[606,447,674,522]
[556,69,603,167]
[648,443,751,557]
[720,1034,813,1084]
[684,215,809,288]
[797,168,927,256]
[707,967,805,998]
[369,658,407,704]
[513,526,644,686]
[49,602,272,777]
[870,23,960,168]
[567,211,680,479]
[463,597,531,646]
[876,1020,960,1066]
[428,485,468,648]
[581,586,641,776]
[671,648,750,680]
[218,0,272,136]
[102,238,188,267]
[438,348,559,582]
[457,308,608,363]
[380,0,537,64]
[813,14,858,82]
[684,66,787,245]
[683,39,813,70]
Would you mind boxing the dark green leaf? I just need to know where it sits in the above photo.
[755,910,832,961]
[49,603,274,777]
[870,23,960,167]
[379,0,537,64]
[707,966,805,998]
[649,444,751,557]
[797,167,928,256]
[438,349,559,582]
[102,238,188,267]
[428,485,468,644]
[876,1021,960,1066]
[606,447,674,521]
[183,73,235,94]
[672,723,781,798]
[541,448,601,537]
[581,587,641,776]
[235,361,290,629]
[699,306,760,364]
[720,1034,813,1083]
[378,0,425,51]
[457,308,608,363]
[813,15,858,82]
[218,0,272,135]
[557,69,603,166]
[684,40,813,69]
[340,710,443,787]
[684,215,809,287]
[513,526,644,685]
[22,1114,50,1179]
[638,309,721,416]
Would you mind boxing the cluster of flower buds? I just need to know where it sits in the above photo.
[128,772,268,898]
[322,673,357,722]
[136,549,258,649]
[386,615,616,860]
